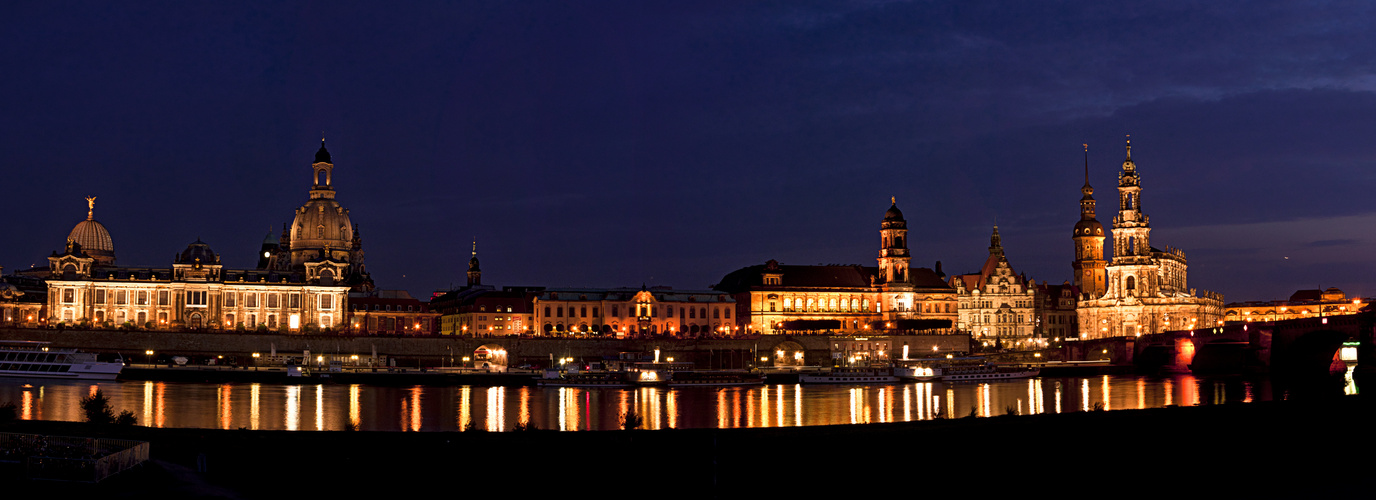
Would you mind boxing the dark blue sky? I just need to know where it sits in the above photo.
[4,1,1375,302]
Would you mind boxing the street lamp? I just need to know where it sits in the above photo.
[145,350,154,367]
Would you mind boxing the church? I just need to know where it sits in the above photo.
[42,141,369,331]
[1074,139,1223,339]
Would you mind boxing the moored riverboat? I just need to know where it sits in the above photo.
[940,364,1040,382]
[799,366,899,384]
[537,369,634,388]
[665,370,765,387]
[0,341,123,380]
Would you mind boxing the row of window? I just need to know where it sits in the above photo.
[541,305,731,320]
[66,288,328,310]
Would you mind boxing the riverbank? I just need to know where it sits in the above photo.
[3,395,1370,498]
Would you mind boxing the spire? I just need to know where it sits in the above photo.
[989,225,1003,255]
[471,240,477,258]
[1122,134,1135,173]
[84,196,96,220]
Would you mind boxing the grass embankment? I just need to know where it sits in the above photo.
[3,397,1371,498]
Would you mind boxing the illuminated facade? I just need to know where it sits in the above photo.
[1224,288,1362,323]
[346,290,439,334]
[1076,139,1223,339]
[533,287,735,337]
[715,200,958,335]
[0,271,44,327]
[46,238,349,330]
[951,226,1038,348]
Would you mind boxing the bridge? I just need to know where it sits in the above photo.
[1063,311,1375,398]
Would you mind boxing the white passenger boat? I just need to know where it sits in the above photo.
[799,367,899,384]
[940,364,1039,382]
[0,341,123,380]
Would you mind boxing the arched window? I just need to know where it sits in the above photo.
[1126,276,1136,295]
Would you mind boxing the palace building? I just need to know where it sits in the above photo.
[950,226,1038,348]
[42,141,366,331]
[533,287,735,337]
[714,200,958,335]
[1075,139,1223,339]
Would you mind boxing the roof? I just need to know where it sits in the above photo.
[716,262,951,292]
[315,141,332,163]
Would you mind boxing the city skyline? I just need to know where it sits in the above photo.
[4,2,1375,301]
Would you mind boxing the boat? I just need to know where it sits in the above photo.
[799,366,899,384]
[940,364,1040,382]
[0,341,123,380]
[537,369,633,388]
[665,370,764,387]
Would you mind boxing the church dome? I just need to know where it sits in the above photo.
[67,197,115,264]
[263,229,280,246]
[884,202,904,221]
[177,239,218,265]
[290,198,354,259]
[1074,219,1104,236]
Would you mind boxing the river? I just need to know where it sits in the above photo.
[0,371,1357,432]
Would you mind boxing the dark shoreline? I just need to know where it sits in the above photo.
[3,395,1371,498]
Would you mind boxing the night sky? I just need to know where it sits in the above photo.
[4,1,1374,302]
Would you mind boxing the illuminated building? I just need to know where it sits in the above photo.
[432,287,538,336]
[1076,138,1223,339]
[1033,281,1079,341]
[714,200,958,335]
[41,142,376,331]
[950,226,1037,348]
[346,290,439,334]
[533,287,735,337]
[1072,145,1107,299]
[259,140,374,292]
[0,270,44,327]
[1224,288,1362,323]
[46,237,349,330]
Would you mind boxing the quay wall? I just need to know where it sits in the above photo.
[0,328,968,369]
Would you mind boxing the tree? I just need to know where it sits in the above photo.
[80,390,116,424]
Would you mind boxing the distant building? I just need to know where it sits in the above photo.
[714,200,958,335]
[430,286,538,336]
[0,269,45,327]
[346,290,440,334]
[1224,287,1363,323]
[950,226,1038,349]
[1034,281,1079,341]
[533,287,735,338]
[1076,139,1223,339]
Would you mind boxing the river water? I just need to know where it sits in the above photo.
[0,371,1356,432]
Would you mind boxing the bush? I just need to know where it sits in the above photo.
[114,410,137,426]
[620,409,642,430]
[80,390,116,424]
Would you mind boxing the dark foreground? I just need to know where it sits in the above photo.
[3,396,1372,499]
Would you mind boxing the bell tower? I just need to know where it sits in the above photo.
[877,197,910,284]
[1112,136,1151,263]
[1072,144,1107,299]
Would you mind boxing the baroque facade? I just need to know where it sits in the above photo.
[714,200,958,335]
[950,227,1038,348]
[533,287,735,337]
[1076,139,1223,339]
[1224,288,1363,323]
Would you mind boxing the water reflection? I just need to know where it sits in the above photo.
[0,374,1314,432]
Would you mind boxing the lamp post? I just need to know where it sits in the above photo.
[145,350,154,368]
[252,352,260,371]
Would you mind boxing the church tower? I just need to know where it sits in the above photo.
[877,198,910,285]
[1072,144,1107,299]
[1108,136,1157,298]
[467,241,482,287]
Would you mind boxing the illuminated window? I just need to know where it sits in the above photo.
[63,288,75,304]
[96,289,106,304]
[137,291,148,305]
[158,290,169,305]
